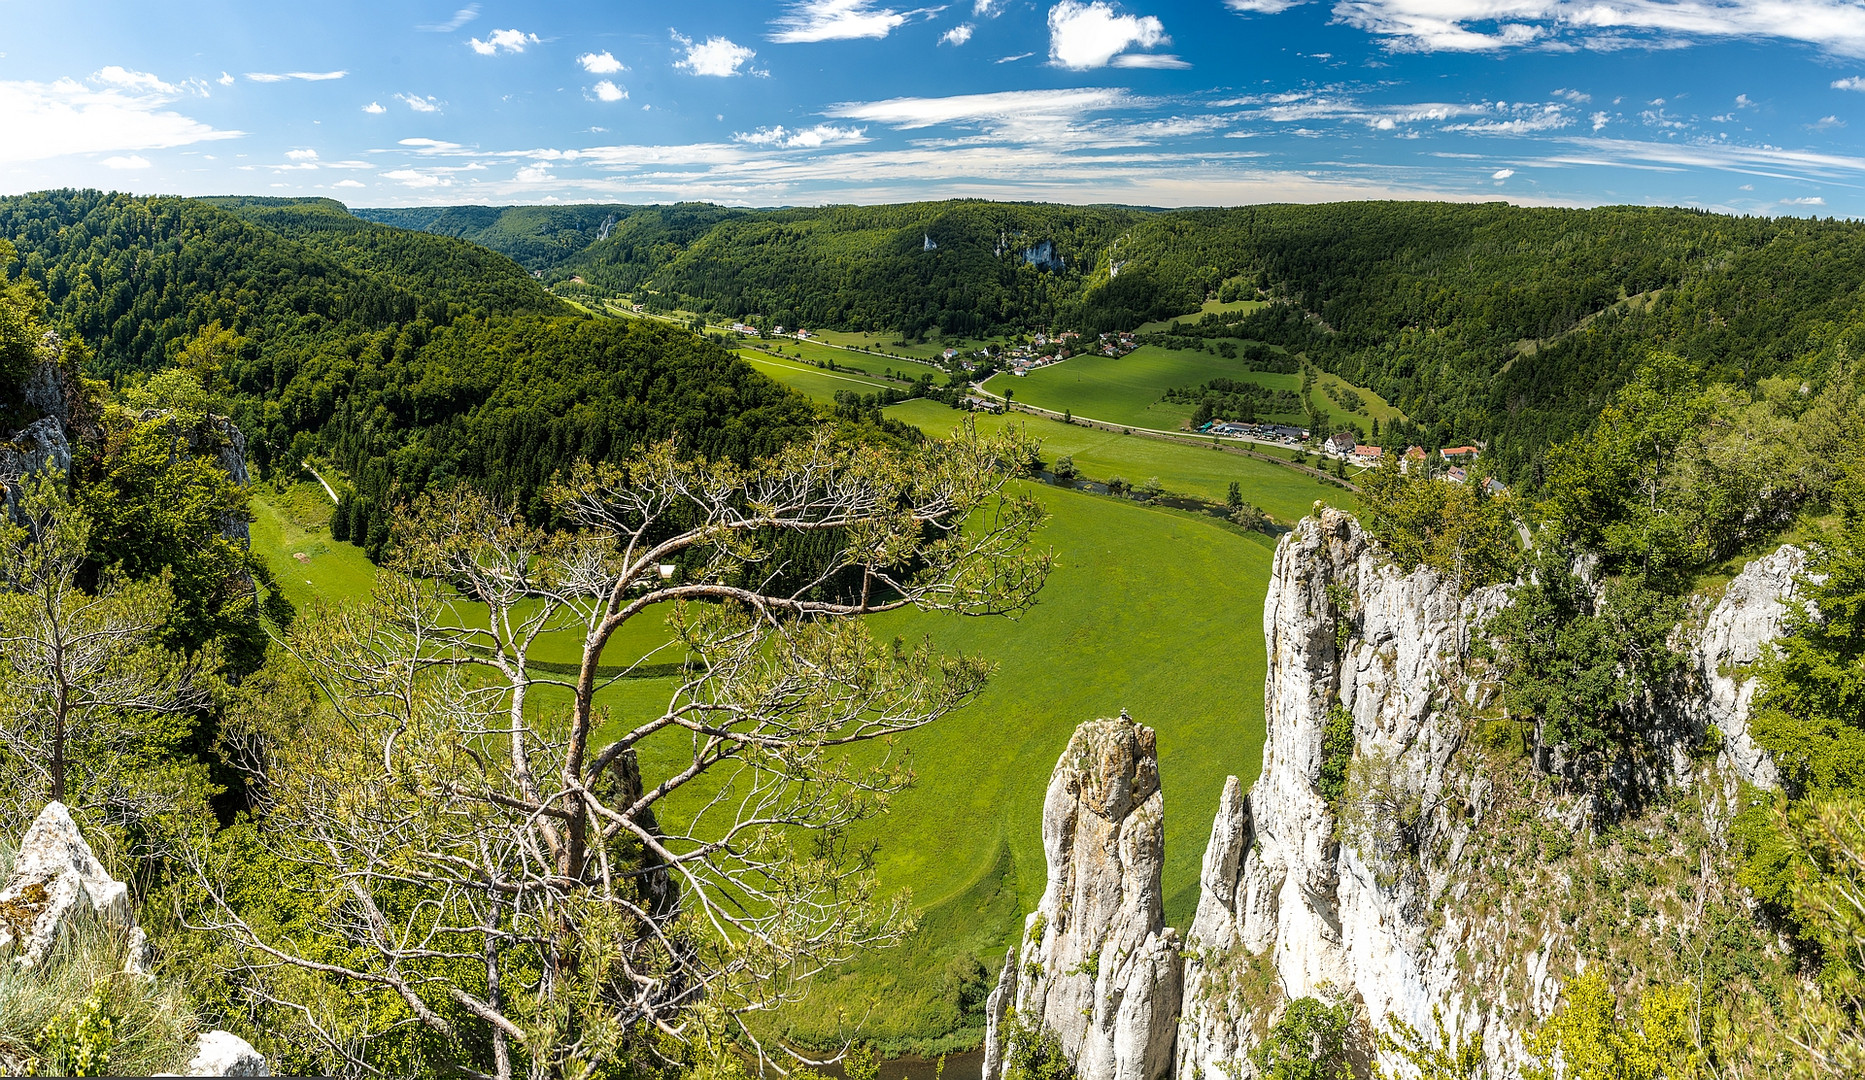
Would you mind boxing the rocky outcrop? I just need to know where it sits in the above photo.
[180,1031,271,1076]
[0,801,131,967]
[1690,545,1805,790]
[1178,509,1512,1079]
[137,409,254,545]
[984,715,1182,1080]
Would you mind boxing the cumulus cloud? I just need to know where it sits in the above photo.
[246,70,347,82]
[0,77,240,167]
[333,178,366,188]
[286,148,318,161]
[396,93,444,112]
[591,80,628,102]
[579,50,626,73]
[218,72,234,87]
[469,29,540,55]
[975,0,1003,12]
[515,164,555,182]
[418,5,479,31]
[1492,167,1515,178]
[1835,76,1865,90]
[1047,1,1170,69]
[942,24,975,44]
[771,0,915,42]
[363,101,387,113]
[102,154,152,169]
[673,33,758,76]
[733,123,868,147]
[1591,110,1610,130]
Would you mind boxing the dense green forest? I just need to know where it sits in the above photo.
[376,197,1865,485]
[0,191,822,550]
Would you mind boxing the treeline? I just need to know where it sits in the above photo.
[1163,377,1303,425]
[377,196,1865,488]
[0,191,826,555]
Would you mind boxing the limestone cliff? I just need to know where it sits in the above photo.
[1175,510,1802,1079]
[984,715,1182,1080]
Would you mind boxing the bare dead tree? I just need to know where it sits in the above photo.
[186,423,1050,1079]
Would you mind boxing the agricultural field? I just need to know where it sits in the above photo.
[887,399,1355,519]
[986,344,1306,431]
[742,337,938,380]
[736,350,897,404]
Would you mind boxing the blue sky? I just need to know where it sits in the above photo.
[3,0,1864,213]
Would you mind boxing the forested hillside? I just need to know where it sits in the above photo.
[0,191,819,548]
[377,197,1865,483]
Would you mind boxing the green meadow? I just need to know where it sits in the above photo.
[245,361,1361,1052]
[985,344,1305,431]
[736,350,896,404]
[887,399,1353,518]
[1135,298,1266,334]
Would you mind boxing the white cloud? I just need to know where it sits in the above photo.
[95,66,177,93]
[771,0,913,42]
[673,33,757,76]
[396,93,444,112]
[469,29,540,55]
[942,24,975,44]
[218,71,234,87]
[998,51,1035,61]
[333,178,366,188]
[592,80,628,102]
[102,154,152,169]
[400,137,464,151]
[1492,167,1515,178]
[975,0,1003,12]
[1782,195,1826,204]
[1047,1,1169,69]
[1224,0,1308,13]
[1835,76,1865,90]
[245,70,347,83]
[733,123,868,147]
[1333,0,1865,56]
[579,50,626,73]
[515,164,555,182]
[286,148,319,161]
[1111,52,1190,67]
[363,101,387,114]
[830,87,1127,128]
[0,77,240,167]
[1591,109,1610,130]
[418,5,479,31]
[382,168,453,188]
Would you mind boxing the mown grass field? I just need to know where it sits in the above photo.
[986,344,1306,431]
[887,399,1354,518]
[736,351,896,404]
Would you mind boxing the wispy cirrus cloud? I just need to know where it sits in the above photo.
[1330,0,1865,55]
[395,93,444,113]
[417,4,479,32]
[245,70,347,83]
[771,0,922,42]
[0,75,241,167]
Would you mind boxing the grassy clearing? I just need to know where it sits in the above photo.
[736,352,896,405]
[1310,367,1404,430]
[985,345,1303,431]
[248,481,377,614]
[808,329,990,362]
[1135,298,1266,334]
[887,400,1355,519]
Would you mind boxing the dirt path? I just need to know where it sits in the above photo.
[302,462,340,505]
